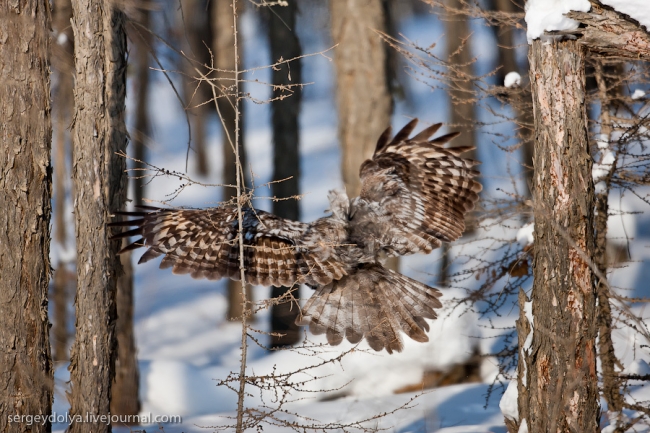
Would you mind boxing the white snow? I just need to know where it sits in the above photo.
[600,0,650,33]
[632,89,647,100]
[519,418,529,433]
[593,150,615,182]
[504,71,522,88]
[516,223,534,247]
[56,32,68,46]
[524,0,591,43]
[499,380,519,421]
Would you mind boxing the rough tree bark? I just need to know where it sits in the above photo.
[51,0,75,363]
[213,0,252,321]
[68,1,128,432]
[268,1,302,348]
[564,1,650,61]
[0,2,53,432]
[517,39,599,432]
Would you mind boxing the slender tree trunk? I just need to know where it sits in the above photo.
[439,0,477,286]
[51,0,75,363]
[593,62,624,425]
[68,1,128,432]
[519,39,599,432]
[110,249,140,420]
[0,2,54,432]
[213,0,252,321]
[268,1,302,348]
[107,11,150,419]
[180,0,212,176]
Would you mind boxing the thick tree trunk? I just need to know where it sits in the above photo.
[519,39,599,432]
[68,1,128,432]
[268,1,302,348]
[213,0,252,321]
[0,2,54,432]
[331,0,392,198]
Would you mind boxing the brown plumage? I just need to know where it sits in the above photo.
[110,119,481,353]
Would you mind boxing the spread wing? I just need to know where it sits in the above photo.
[109,206,349,287]
[357,119,482,256]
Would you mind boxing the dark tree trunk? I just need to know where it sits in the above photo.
[268,1,302,348]
[592,61,624,424]
[108,10,150,419]
[213,0,252,321]
[68,1,128,432]
[51,0,75,363]
[0,2,54,432]
[111,249,140,420]
[518,39,599,432]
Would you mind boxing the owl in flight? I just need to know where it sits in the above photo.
[110,119,481,353]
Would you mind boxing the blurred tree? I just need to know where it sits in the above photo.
[438,0,478,286]
[51,0,75,364]
[212,0,253,321]
[67,1,128,432]
[331,0,399,272]
[0,2,54,432]
[268,1,303,348]
[108,9,153,421]
[180,0,213,176]
[331,0,392,197]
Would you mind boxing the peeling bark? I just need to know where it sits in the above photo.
[524,39,599,432]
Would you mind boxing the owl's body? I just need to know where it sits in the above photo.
[111,119,481,353]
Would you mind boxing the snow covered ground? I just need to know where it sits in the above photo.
[50,5,650,433]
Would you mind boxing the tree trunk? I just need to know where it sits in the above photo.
[331,0,392,198]
[51,0,75,363]
[520,39,599,432]
[331,0,399,273]
[268,1,302,348]
[0,2,54,432]
[213,0,252,321]
[180,0,212,176]
[439,0,477,286]
[68,1,128,432]
[110,248,140,420]
[592,61,624,425]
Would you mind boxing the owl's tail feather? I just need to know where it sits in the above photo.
[296,263,442,354]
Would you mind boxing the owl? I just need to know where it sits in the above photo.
[110,119,481,353]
